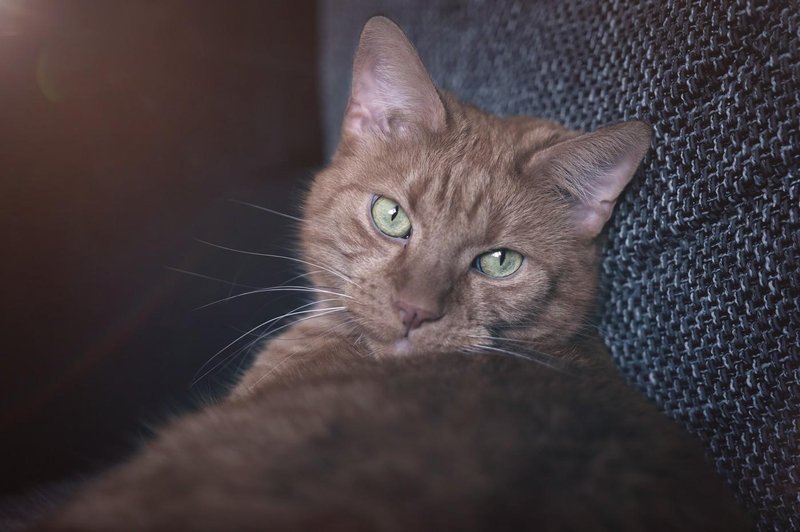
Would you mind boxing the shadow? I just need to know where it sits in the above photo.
[0,0,322,494]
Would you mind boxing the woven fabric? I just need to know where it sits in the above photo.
[319,1,800,529]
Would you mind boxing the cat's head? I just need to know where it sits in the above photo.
[301,17,650,358]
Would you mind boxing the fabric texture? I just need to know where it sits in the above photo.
[319,1,800,529]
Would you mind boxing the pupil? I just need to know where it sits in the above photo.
[498,250,506,265]
[390,206,398,221]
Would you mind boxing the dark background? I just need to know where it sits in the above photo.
[0,0,322,494]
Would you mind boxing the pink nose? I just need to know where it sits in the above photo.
[395,300,440,333]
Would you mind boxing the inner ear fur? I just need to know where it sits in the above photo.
[528,121,652,239]
[338,16,446,154]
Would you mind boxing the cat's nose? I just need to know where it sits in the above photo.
[395,300,441,334]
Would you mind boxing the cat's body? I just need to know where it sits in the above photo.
[37,17,752,531]
[42,347,746,531]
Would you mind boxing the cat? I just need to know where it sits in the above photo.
[35,16,752,531]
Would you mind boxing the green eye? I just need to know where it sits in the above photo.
[475,249,523,278]
[371,196,411,238]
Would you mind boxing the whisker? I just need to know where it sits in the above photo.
[467,334,588,349]
[191,306,345,385]
[486,308,601,338]
[265,315,356,343]
[466,344,569,373]
[167,267,331,302]
[468,334,577,362]
[245,354,294,392]
[191,307,347,387]
[490,323,601,342]
[468,334,539,345]
[165,266,263,290]
[244,317,358,393]
[254,307,347,342]
[193,286,351,311]
[229,199,304,223]
[493,317,600,331]
[279,269,325,286]
[196,239,361,289]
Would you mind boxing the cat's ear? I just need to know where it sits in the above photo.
[339,16,446,149]
[532,121,652,239]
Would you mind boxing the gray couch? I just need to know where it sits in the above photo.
[320,2,799,530]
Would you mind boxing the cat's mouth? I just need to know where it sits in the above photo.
[351,306,451,357]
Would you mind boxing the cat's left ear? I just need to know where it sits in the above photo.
[531,121,652,239]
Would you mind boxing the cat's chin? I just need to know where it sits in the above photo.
[367,337,416,357]
[390,338,413,355]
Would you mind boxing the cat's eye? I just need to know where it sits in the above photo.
[371,196,411,238]
[474,249,523,278]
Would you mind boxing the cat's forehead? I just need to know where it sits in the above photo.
[363,138,560,251]
[382,113,570,204]
[382,128,539,217]
[326,111,577,249]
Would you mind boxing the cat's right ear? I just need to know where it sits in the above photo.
[338,16,446,153]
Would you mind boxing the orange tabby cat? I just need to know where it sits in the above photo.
[37,17,751,531]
